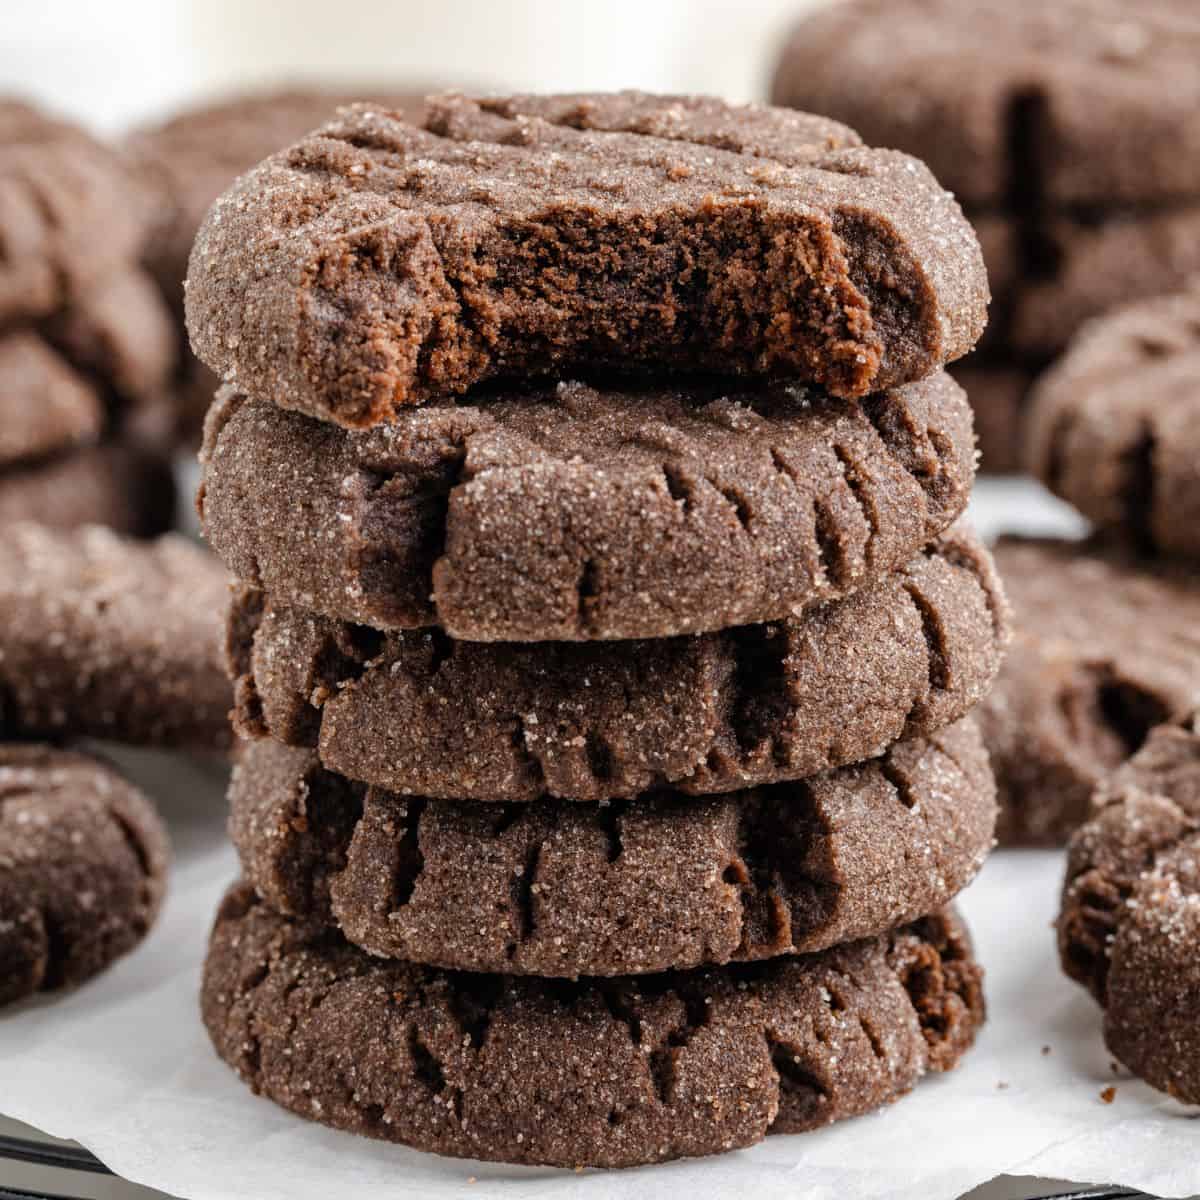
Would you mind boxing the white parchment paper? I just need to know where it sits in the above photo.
[4,479,1197,1200]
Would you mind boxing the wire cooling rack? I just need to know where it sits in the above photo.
[0,1134,1163,1200]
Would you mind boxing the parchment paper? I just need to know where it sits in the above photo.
[4,479,1197,1200]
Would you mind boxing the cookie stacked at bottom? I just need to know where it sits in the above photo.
[197,371,1010,1166]
[188,90,1007,1167]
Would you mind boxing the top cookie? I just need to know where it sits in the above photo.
[771,0,1200,208]
[1027,280,1200,557]
[185,91,987,427]
[0,98,148,323]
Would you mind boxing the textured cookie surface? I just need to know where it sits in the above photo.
[1059,712,1200,1103]
[0,99,148,322]
[186,91,987,427]
[771,0,1200,207]
[203,883,983,1167]
[0,444,176,538]
[0,744,169,1008]
[979,537,1200,845]
[231,718,994,977]
[129,88,427,447]
[0,524,232,750]
[200,371,975,640]
[230,523,1008,801]
[1028,281,1200,555]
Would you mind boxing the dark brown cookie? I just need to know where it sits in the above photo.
[200,371,975,641]
[1027,281,1200,555]
[0,98,149,322]
[230,718,994,977]
[771,0,1200,208]
[230,522,1008,802]
[0,331,103,466]
[185,91,987,427]
[128,88,428,447]
[0,523,232,751]
[0,443,176,538]
[203,882,983,1167]
[948,363,1033,475]
[0,267,176,467]
[0,743,169,1008]
[978,537,1200,845]
[1059,711,1200,1103]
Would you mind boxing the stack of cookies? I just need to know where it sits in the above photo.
[0,99,176,533]
[771,0,1200,472]
[188,92,1009,1168]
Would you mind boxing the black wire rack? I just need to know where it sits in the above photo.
[0,1134,1164,1200]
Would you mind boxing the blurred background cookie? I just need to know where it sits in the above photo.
[771,0,1200,472]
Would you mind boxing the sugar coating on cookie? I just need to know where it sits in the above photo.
[771,0,1200,208]
[1028,281,1200,554]
[203,883,983,1167]
[979,536,1200,845]
[0,744,169,1008]
[230,718,995,977]
[228,522,1008,802]
[185,90,987,427]
[200,371,975,641]
[1060,712,1200,1103]
[0,523,232,750]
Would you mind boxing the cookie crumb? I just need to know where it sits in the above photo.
[1041,1045,1051,1056]
[1100,1086,1117,1104]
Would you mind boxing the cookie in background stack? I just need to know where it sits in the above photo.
[189,92,1008,1168]
[127,87,428,449]
[0,99,177,534]
[771,0,1200,472]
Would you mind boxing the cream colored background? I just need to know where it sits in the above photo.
[2,0,826,133]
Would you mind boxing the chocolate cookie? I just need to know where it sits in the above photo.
[0,331,103,466]
[948,363,1033,475]
[0,98,148,322]
[771,0,1200,208]
[1059,711,1200,1103]
[0,267,176,467]
[231,718,994,977]
[230,522,1007,801]
[0,443,176,538]
[0,743,169,1008]
[978,537,1200,845]
[185,91,987,427]
[1027,281,1200,554]
[129,88,427,446]
[0,523,232,750]
[203,882,983,1167]
[200,371,975,641]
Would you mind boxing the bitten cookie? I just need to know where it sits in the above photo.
[1059,711,1200,1103]
[0,744,169,1008]
[230,718,995,977]
[229,522,1008,801]
[203,882,984,1167]
[1027,281,1200,555]
[0,523,232,750]
[0,98,149,322]
[771,0,1200,208]
[185,91,987,427]
[978,537,1200,845]
[200,371,975,641]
